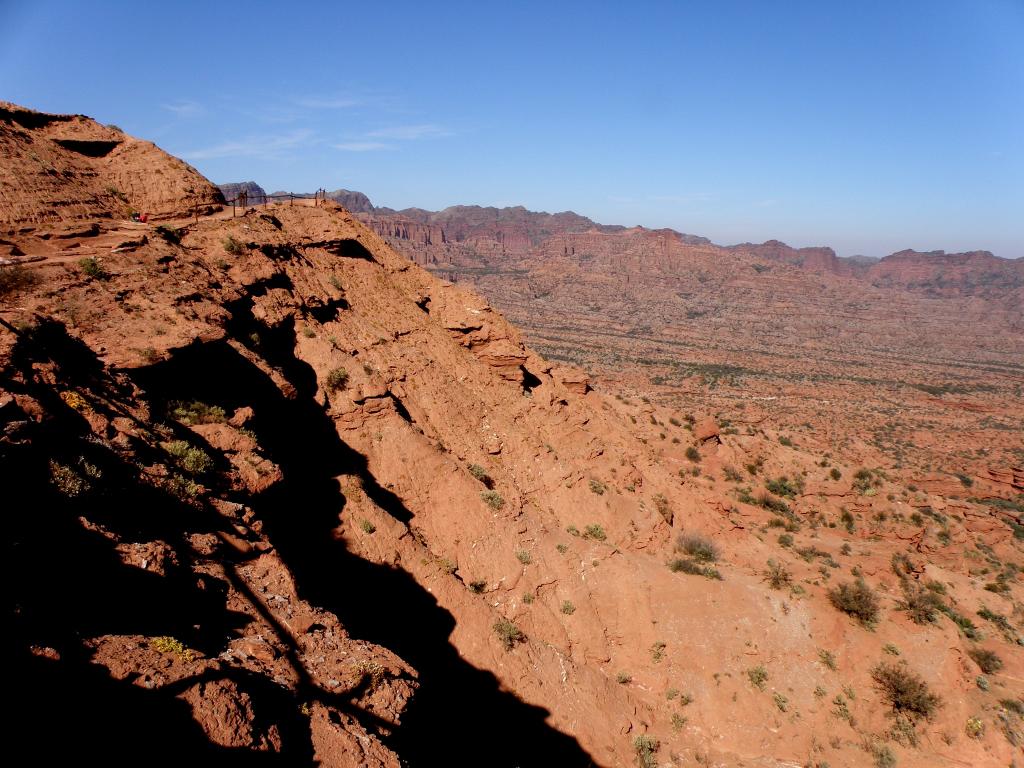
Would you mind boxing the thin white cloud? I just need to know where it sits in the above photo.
[366,123,452,140]
[180,129,314,160]
[649,192,716,204]
[295,96,360,109]
[334,141,392,152]
[162,100,204,118]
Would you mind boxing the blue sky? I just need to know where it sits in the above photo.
[2,0,1021,258]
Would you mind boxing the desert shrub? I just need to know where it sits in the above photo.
[358,518,376,534]
[677,533,718,562]
[653,493,672,523]
[774,692,788,711]
[764,560,792,590]
[668,558,721,580]
[588,478,606,495]
[164,440,213,475]
[899,584,944,624]
[616,671,632,684]
[828,579,880,627]
[560,600,576,615]
[78,257,108,279]
[154,225,182,244]
[151,636,194,662]
[723,465,743,482]
[0,265,39,297]
[650,641,666,663]
[778,435,793,447]
[325,367,349,391]
[840,509,856,532]
[865,740,895,768]
[580,524,606,541]
[49,460,89,497]
[977,606,1013,634]
[468,463,493,487]
[938,604,979,638]
[165,473,201,501]
[170,400,225,425]
[765,476,800,498]
[871,662,941,720]
[818,649,837,671]
[633,734,658,768]
[685,446,700,462]
[757,492,790,514]
[965,716,984,738]
[522,592,535,604]
[468,579,486,593]
[777,533,794,548]
[1000,698,1024,716]
[967,647,1002,674]
[223,235,245,255]
[493,618,524,651]
[515,550,532,565]
[747,665,768,690]
[853,467,882,493]
[830,467,842,481]
[481,490,505,510]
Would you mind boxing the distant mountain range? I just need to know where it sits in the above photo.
[217,181,1023,306]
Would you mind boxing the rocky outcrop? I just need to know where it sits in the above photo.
[217,181,267,205]
[1,101,223,228]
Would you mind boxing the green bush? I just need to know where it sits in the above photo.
[325,367,349,391]
[0,265,39,297]
[164,440,213,475]
[468,463,493,487]
[154,225,182,244]
[685,446,700,462]
[78,257,108,279]
[967,647,1002,674]
[765,476,800,498]
[764,560,792,590]
[830,467,842,481]
[583,524,606,541]
[223,235,245,255]
[871,662,941,720]
[747,665,768,690]
[899,584,944,624]
[493,618,524,651]
[668,558,722,580]
[677,533,718,562]
[481,490,505,510]
[170,400,226,425]
[828,579,880,627]
[632,735,658,768]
